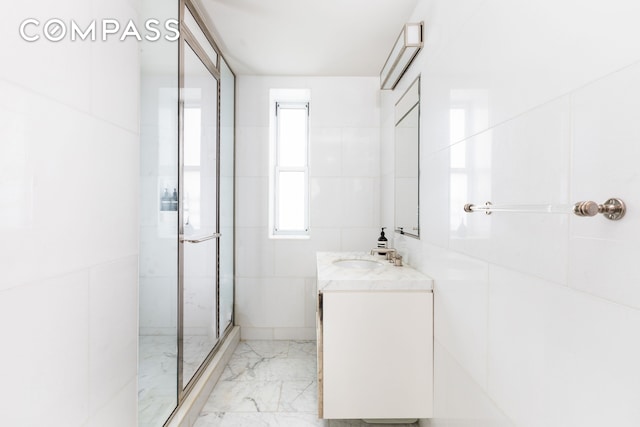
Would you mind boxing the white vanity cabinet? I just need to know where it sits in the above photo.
[316,252,434,420]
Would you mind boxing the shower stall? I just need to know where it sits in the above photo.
[138,0,235,425]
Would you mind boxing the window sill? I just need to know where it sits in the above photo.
[269,234,311,240]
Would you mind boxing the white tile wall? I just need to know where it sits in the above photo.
[427,342,514,427]
[382,0,640,425]
[89,257,138,416]
[0,83,139,291]
[0,272,90,426]
[0,0,93,113]
[139,277,178,335]
[235,226,276,278]
[235,277,306,328]
[235,127,270,177]
[434,277,488,389]
[569,62,640,310]
[488,265,640,427]
[310,128,342,177]
[0,0,139,424]
[235,76,381,339]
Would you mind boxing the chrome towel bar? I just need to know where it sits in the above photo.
[180,233,221,243]
[463,198,626,221]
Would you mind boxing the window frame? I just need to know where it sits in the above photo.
[271,100,310,237]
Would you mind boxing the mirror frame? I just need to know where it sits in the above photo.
[394,75,420,239]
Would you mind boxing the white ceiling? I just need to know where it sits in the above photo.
[196,0,419,76]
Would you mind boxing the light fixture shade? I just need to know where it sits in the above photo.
[380,22,423,90]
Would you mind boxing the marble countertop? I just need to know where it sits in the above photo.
[316,251,433,292]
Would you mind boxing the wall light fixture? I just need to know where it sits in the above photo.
[380,22,423,90]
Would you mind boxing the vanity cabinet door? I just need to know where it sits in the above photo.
[322,291,433,419]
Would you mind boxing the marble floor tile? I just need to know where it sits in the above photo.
[183,334,219,384]
[288,340,318,358]
[194,340,418,427]
[222,355,317,382]
[139,395,178,427]
[328,421,418,427]
[279,380,318,412]
[194,411,328,427]
[138,333,221,426]
[202,380,282,412]
[138,335,178,427]
[233,340,291,359]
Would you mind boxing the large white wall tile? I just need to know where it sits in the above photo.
[273,228,341,277]
[379,91,396,177]
[0,272,90,426]
[568,237,640,309]
[1,0,140,424]
[236,76,381,334]
[183,276,217,333]
[342,127,380,177]
[240,327,275,340]
[417,243,488,282]
[90,1,140,133]
[236,177,268,227]
[567,61,640,308]
[422,0,640,140]
[139,226,178,278]
[422,150,453,248]
[0,85,139,291]
[489,214,568,285]
[236,77,271,127]
[310,77,379,128]
[488,265,640,427]
[486,98,570,283]
[139,277,178,333]
[570,63,640,233]
[434,278,488,389]
[380,171,395,234]
[430,341,514,427]
[310,177,343,227]
[393,233,423,270]
[340,227,380,252]
[304,278,318,328]
[273,327,316,340]
[0,1,93,112]
[490,97,571,205]
[235,226,275,278]
[309,127,342,177]
[88,378,137,427]
[235,126,269,177]
[383,1,640,426]
[448,132,492,261]
[340,177,377,227]
[235,278,305,328]
[89,256,138,415]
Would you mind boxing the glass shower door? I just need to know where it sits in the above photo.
[219,58,234,333]
[138,0,179,424]
[180,40,219,388]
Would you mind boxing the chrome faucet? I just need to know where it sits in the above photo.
[370,247,395,256]
[370,247,403,266]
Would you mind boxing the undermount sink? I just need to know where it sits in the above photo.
[333,259,384,269]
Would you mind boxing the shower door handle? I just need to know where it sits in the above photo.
[180,233,221,243]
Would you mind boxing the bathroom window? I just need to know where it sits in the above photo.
[270,98,310,237]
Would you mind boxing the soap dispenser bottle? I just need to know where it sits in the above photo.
[161,188,170,211]
[377,227,388,249]
[171,188,178,211]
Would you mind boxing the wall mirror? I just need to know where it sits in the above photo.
[394,76,420,239]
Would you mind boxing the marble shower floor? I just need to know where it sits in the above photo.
[139,334,221,427]
[194,340,418,427]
